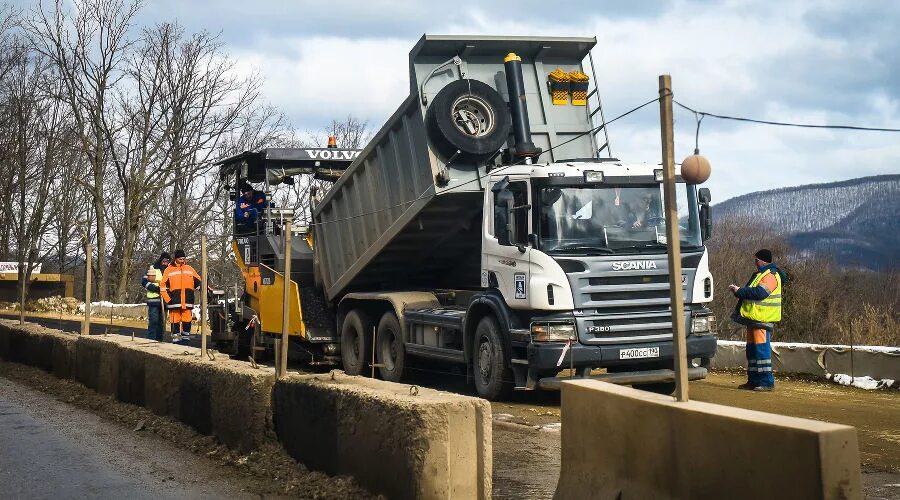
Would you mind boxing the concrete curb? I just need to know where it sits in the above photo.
[555,380,862,500]
[713,341,900,381]
[274,373,492,499]
[0,320,491,498]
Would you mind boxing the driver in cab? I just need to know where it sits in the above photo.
[626,190,657,228]
[235,182,268,228]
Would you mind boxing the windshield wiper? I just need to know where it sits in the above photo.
[614,243,668,251]
[550,244,615,254]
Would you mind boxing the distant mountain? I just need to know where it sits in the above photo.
[714,175,900,271]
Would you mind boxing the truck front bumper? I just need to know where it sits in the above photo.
[535,366,708,390]
[523,335,717,390]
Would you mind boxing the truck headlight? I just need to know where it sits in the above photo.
[691,315,716,335]
[583,171,604,183]
[531,322,575,342]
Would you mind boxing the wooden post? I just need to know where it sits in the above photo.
[82,244,92,336]
[18,266,25,326]
[659,74,689,402]
[279,218,292,378]
[201,235,209,359]
[274,339,282,376]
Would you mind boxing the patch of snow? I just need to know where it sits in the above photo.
[717,340,899,354]
[826,373,896,390]
[77,301,145,312]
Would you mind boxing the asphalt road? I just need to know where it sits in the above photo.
[5,313,898,498]
[0,376,259,500]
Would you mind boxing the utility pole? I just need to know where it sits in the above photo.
[278,217,292,378]
[201,235,208,359]
[82,244,92,336]
[659,74,689,402]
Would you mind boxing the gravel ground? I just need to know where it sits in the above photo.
[0,360,377,500]
[491,372,900,499]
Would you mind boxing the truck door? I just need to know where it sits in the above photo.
[482,178,532,309]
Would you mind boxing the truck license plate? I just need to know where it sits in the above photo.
[619,347,659,360]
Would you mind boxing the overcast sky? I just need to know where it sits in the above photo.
[22,0,900,201]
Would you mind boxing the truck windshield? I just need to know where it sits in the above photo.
[537,184,702,254]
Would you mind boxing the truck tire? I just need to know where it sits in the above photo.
[633,382,676,395]
[232,323,252,359]
[376,312,406,382]
[472,316,513,400]
[426,79,511,161]
[341,309,372,376]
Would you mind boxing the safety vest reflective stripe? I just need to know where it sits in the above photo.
[744,300,782,306]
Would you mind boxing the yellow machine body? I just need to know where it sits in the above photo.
[232,240,306,339]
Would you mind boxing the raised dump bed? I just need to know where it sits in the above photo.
[313,35,600,300]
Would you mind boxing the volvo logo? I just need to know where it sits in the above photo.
[611,261,658,271]
[305,149,360,160]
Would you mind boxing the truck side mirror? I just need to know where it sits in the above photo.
[698,187,711,204]
[492,176,514,246]
[494,189,514,246]
[698,188,712,241]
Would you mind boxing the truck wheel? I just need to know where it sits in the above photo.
[633,382,676,395]
[233,324,252,359]
[341,309,372,376]
[426,79,511,161]
[472,316,513,400]
[215,340,236,356]
[376,312,406,382]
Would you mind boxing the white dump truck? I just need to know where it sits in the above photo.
[215,35,717,400]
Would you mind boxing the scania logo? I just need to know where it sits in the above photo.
[611,261,658,271]
[305,149,360,160]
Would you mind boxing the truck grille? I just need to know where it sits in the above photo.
[575,309,676,344]
[558,255,698,344]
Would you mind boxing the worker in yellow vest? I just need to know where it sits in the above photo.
[142,252,171,341]
[728,249,786,392]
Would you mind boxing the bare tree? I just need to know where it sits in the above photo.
[153,26,263,252]
[25,0,141,300]
[0,37,72,320]
[0,6,23,260]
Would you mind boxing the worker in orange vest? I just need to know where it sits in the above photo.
[160,249,201,344]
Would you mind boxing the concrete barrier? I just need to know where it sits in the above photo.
[0,320,493,498]
[713,340,900,382]
[86,334,278,452]
[273,372,492,500]
[555,380,862,500]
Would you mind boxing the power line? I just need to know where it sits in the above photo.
[674,100,900,133]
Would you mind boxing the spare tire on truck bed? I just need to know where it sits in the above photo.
[426,79,511,161]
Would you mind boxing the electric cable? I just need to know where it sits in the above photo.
[674,100,900,133]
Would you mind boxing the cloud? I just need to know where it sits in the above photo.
[18,0,896,200]
[231,36,411,132]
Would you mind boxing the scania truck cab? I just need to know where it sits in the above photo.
[476,160,716,396]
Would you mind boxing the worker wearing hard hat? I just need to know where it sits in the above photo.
[728,249,787,392]
[160,249,201,344]
[142,252,171,341]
